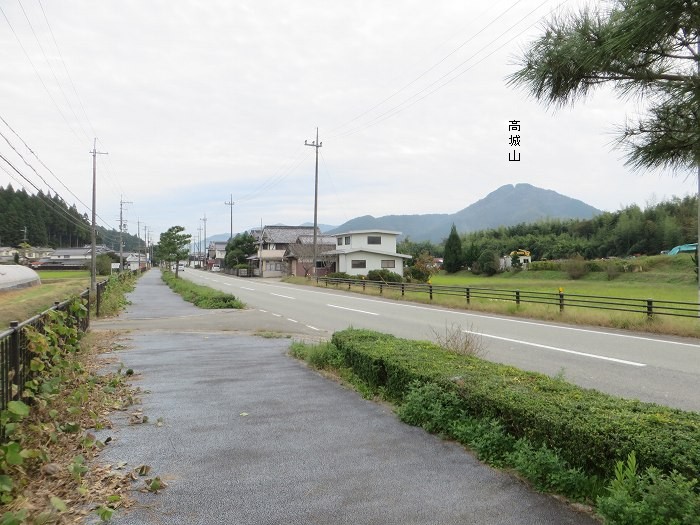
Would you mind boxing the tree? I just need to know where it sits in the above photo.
[476,249,500,276]
[443,224,464,273]
[508,0,699,174]
[224,232,257,268]
[156,226,191,278]
[509,1,699,297]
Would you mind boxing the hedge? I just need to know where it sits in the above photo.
[330,328,700,480]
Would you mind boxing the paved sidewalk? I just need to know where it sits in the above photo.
[89,270,598,524]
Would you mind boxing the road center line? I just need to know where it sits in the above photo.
[270,293,295,299]
[241,287,255,291]
[327,304,379,316]
[464,331,647,367]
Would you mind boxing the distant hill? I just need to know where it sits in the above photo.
[327,183,601,242]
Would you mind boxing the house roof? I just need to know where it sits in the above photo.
[296,235,336,245]
[208,241,228,249]
[256,225,320,244]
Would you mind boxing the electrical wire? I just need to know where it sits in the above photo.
[36,0,97,139]
[326,0,528,138]
[0,3,83,143]
[0,155,97,233]
[328,0,566,139]
[16,0,91,142]
[0,113,92,214]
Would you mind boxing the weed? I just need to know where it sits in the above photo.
[597,452,700,524]
[430,323,485,357]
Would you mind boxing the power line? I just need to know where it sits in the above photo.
[37,0,97,139]
[0,3,83,142]
[326,0,528,138]
[16,0,90,142]
[328,0,565,139]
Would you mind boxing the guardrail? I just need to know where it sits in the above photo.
[315,277,700,319]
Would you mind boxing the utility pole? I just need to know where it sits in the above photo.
[19,226,28,244]
[197,224,203,268]
[119,196,132,272]
[225,195,235,241]
[202,213,207,269]
[89,139,107,304]
[304,128,322,275]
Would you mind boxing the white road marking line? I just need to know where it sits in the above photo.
[270,293,295,299]
[272,313,282,317]
[223,283,232,286]
[291,287,700,348]
[464,331,647,367]
[287,319,298,323]
[259,309,267,313]
[306,325,321,331]
[241,287,255,291]
[327,304,379,316]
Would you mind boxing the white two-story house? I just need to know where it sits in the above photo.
[326,230,411,276]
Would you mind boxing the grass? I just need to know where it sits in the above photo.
[0,271,91,329]
[161,270,244,309]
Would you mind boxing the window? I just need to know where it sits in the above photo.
[381,260,395,268]
[344,236,351,245]
[351,260,366,269]
[367,236,381,245]
[337,237,342,246]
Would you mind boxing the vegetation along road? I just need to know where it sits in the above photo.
[181,269,700,413]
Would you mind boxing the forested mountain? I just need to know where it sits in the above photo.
[460,196,697,261]
[328,184,601,242]
[0,185,142,250]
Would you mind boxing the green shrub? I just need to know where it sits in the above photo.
[597,452,700,525]
[327,272,351,279]
[330,329,700,480]
[564,254,589,279]
[529,260,562,271]
[290,342,344,370]
[161,271,244,309]
[366,269,403,283]
[476,250,499,276]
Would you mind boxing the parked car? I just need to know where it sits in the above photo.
[211,264,220,272]
[178,263,185,271]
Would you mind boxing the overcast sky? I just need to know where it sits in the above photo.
[0,0,695,245]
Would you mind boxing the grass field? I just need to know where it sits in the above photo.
[0,270,90,329]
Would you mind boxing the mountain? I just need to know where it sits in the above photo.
[327,183,601,243]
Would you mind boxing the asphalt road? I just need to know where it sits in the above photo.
[180,269,700,412]
[89,269,598,524]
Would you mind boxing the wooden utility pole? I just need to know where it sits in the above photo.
[90,139,107,304]
[202,213,208,269]
[304,128,322,275]
[225,195,235,241]
[119,196,132,272]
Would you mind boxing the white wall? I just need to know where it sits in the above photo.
[338,251,404,276]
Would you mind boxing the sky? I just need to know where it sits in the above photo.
[0,0,695,246]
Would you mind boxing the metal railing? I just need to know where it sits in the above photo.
[316,277,700,319]
[0,277,114,442]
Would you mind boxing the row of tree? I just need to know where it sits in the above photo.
[399,195,698,274]
[0,184,143,250]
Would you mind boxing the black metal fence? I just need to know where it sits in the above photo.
[0,279,110,442]
[316,277,700,319]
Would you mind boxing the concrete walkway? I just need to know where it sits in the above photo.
[89,270,598,525]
